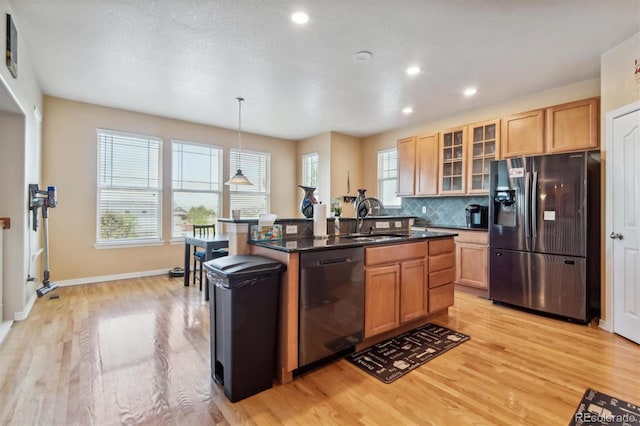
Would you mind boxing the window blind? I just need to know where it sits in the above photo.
[171,140,222,238]
[378,148,401,208]
[229,148,270,218]
[97,129,162,244]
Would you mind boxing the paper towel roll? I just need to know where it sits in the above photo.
[313,203,328,238]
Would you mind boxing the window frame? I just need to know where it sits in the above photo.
[95,128,163,248]
[170,139,223,241]
[377,148,401,208]
[301,152,319,190]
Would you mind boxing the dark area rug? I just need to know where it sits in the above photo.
[569,388,640,425]
[346,323,469,383]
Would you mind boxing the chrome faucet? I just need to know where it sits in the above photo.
[356,197,383,233]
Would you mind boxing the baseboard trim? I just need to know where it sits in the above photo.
[56,269,171,287]
[0,320,13,347]
[598,318,612,332]
[14,293,37,321]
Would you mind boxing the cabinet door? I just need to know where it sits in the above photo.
[501,109,544,158]
[364,264,400,337]
[546,98,599,153]
[456,242,488,289]
[399,259,428,323]
[438,127,466,194]
[397,137,416,196]
[467,120,499,193]
[416,133,438,196]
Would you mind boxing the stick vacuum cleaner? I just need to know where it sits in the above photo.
[29,184,58,297]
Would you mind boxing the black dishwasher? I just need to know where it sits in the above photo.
[298,247,364,368]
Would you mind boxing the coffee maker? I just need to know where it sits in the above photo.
[465,204,488,228]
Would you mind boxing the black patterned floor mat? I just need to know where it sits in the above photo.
[569,388,640,425]
[345,323,470,383]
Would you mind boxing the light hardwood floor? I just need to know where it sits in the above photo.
[0,275,638,425]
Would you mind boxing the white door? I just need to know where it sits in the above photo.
[612,107,640,344]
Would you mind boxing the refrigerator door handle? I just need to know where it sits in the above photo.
[524,172,531,240]
[532,171,538,240]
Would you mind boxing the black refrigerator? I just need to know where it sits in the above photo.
[488,151,600,322]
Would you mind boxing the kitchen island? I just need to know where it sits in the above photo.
[245,228,457,384]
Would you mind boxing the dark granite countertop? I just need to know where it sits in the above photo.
[219,215,417,223]
[249,230,457,253]
[414,224,488,232]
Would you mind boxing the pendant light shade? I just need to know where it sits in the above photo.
[225,97,252,186]
[226,169,252,185]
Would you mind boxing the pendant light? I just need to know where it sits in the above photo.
[225,97,252,186]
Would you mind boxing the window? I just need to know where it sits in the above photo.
[97,129,162,245]
[378,148,401,208]
[229,149,270,218]
[302,152,319,190]
[171,140,222,239]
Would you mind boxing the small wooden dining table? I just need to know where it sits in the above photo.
[183,233,229,300]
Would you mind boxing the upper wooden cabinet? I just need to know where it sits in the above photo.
[467,120,500,193]
[416,133,439,196]
[438,127,466,194]
[546,97,599,153]
[396,134,438,196]
[396,136,416,196]
[501,109,545,158]
[502,98,600,158]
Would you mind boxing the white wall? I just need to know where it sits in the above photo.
[0,1,43,321]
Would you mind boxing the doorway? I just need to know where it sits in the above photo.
[606,100,640,344]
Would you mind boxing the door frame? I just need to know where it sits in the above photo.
[603,99,640,332]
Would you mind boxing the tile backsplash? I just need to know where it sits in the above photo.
[384,195,490,227]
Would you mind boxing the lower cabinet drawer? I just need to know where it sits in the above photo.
[429,268,455,288]
[429,283,454,312]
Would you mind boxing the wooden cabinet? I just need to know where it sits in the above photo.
[364,264,400,337]
[399,259,429,323]
[455,231,488,289]
[438,127,467,194]
[427,238,455,312]
[501,109,545,158]
[546,97,599,153]
[397,136,416,196]
[467,120,499,193]
[437,229,488,289]
[364,242,428,338]
[416,133,439,196]
[396,134,438,196]
[502,98,600,158]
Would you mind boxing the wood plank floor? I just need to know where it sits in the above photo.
[0,275,638,425]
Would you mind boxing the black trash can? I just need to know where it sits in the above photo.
[204,255,285,402]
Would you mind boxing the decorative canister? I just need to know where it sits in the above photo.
[299,185,318,218]
[354,188,367,216]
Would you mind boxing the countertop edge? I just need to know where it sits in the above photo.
[248,232,457,253]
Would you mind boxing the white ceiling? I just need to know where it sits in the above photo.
[8,0,640,140]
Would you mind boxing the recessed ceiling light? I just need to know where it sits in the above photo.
[464,87,478,97]
[402,106,414,114]
[354,50,373,61]
[291,11,309,24]
[406,66,421,75]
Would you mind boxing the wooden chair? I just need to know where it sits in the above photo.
[192,224,227,291]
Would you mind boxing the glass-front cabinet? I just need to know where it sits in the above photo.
[467,119,500,193]
[438,126,466,194]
